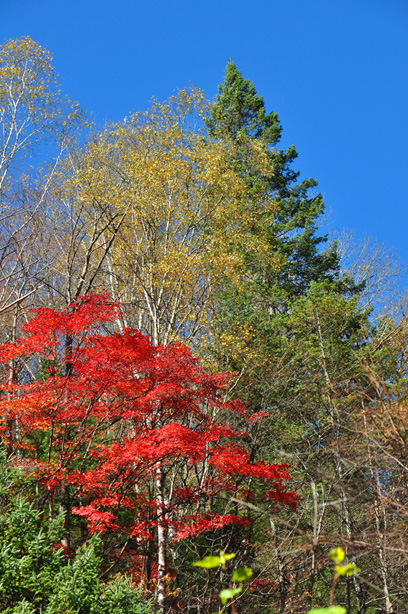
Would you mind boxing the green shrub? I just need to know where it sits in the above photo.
[0,459,154,614]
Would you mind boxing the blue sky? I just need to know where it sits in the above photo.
[2,0,408,267]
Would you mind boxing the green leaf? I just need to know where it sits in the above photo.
[308,607,347,614]
[193,556,221,569]
[219,551,236,566]
[329,547,345,564]
[194,551,236,570]
[219,587,242,605]
[231,567,253,582]
[335,562,361,576]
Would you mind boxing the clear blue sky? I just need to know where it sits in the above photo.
[3,0,408,264]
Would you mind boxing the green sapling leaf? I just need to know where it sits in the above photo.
[231,567,253,582]
[329,547,345,564]
[193,556,221,569]
[219,586,242,605]
[335,562,361,576]
[219,551,236,566]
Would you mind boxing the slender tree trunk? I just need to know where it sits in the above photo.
[309,480,326,608]
[362,412,393,613]
[6,308,19,457]
[315,310,365,612]
[270,518,288,613]
[156,464,167,613]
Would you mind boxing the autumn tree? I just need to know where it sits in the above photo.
[0,36,83,317]
[0,294,297,612]
[0,35,128,402]
[57,89,256,347]
[335,228,407,325]
[0,36,80,192]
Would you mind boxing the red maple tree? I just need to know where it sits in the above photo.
[0,295,297,603]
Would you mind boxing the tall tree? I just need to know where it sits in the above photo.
[0,36,84,330]
[0,36,81,195]
[205,62,355,415]
[62,89,250,346]
[207,62,340,313]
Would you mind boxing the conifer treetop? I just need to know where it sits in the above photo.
[207,61,282,144]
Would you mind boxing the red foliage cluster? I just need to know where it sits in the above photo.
[0,294,297,542]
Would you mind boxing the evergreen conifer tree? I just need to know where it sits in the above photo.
[207,62,341,310]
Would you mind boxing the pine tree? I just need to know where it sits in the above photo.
[207,61,282,143]
[207,62,341,311]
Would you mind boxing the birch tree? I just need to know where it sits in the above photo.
[63,89,259,346]
[0,36,82,320]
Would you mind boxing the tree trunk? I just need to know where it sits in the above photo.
[156,464,167,613]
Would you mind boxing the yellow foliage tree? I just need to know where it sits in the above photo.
[63,89,273,346]
[0,36,81,194]
[0,36,83,319]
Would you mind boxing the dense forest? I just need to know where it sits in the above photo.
[0,36,407,614]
